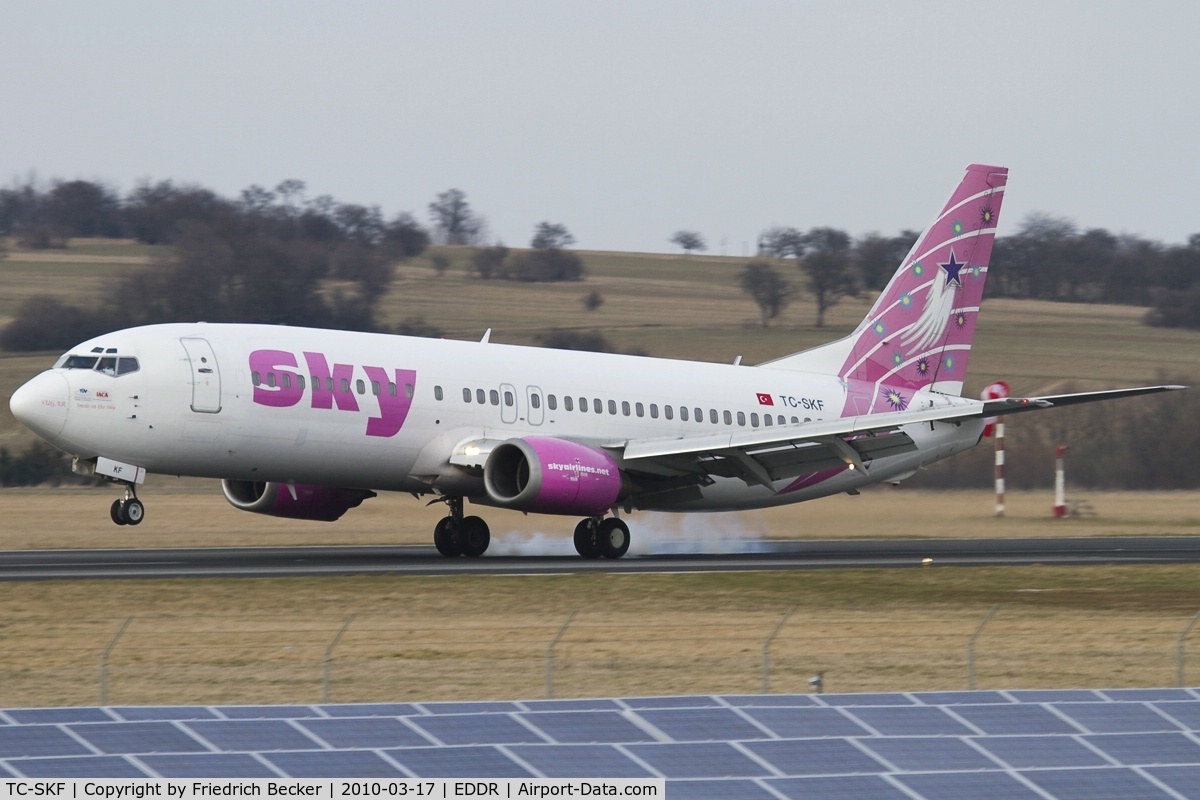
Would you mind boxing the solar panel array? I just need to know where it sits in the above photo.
[3,689,1200,798]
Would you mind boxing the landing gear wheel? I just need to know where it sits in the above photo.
[110,499,128,526]
[598,517,630,559]
[122,498,145,526]
[459,516,491,558]
[573,518,601,559]
[434,516,462,557]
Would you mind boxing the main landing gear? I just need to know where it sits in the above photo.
[109,485,144,526]
[430,498,632,559]
[434,496,491,558]
[573,516,631,559]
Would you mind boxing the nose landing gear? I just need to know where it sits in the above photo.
[109,485,145,526]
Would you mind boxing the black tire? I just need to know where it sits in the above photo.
[598,517,630,559]
[573,518,601,558]
[122,499,145,526]
[434,516,462,557]
[110,499,128,526]
[459,516,491,558]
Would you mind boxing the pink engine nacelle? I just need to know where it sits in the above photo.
[221,480,376,522]
[483,436,625,516]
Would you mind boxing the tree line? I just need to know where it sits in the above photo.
[738,216,1200,329]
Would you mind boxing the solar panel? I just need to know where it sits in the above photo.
[408,713,546,745]
[857,737,999,772]
[507,744,654,778]
[744,738,886,776]
[742,707,870,739]
[894,771,1046,800]
[1055,701,1184,733]
[385,745,533,778]
[949,703,1080,735]
[844,706,975,736]
[68,721,209,754]
[263,750,406,778]
[635,708,769,742]
[140,753,279,778]
[1019,767,1175,800]
[12,756,147,778]
[974,734,1112,769]
[0,726,92,759]
[2,690,1200,796]
[298,717,433,748]
[1084,731,1200,765]
[184,720,321,752]
[624,742,773,778]
[520,711,657,743]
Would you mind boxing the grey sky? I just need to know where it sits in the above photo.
[3,1,1197,253]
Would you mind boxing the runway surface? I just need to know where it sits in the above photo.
[2,536,1200,580]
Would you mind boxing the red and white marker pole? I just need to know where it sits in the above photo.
[1053,445,1069,518]
[981,381,1010,518]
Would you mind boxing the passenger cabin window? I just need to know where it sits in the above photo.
[504,390,514,407]
[434,385,444,401]
[635,402,644,418]
[622,401,631,416]
[371,380,381,396]
[548,394,557,410]
[405,383,415,398]
[490,389,500,405]
[737,411,746,426]
[680,407,689,422]
[608,399,617,415]
[723,410,733,425]
[477,388,486,404]
[665,405,673,420]
[593,398,602,414]
[709,409,718,424]
[463,388,472,402]
[565,396,574,411]
[531,394,541,409]
[650,404,659,419]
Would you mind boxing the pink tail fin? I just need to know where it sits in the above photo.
[763,163,1008,407]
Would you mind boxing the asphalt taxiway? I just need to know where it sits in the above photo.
[2,536,1199,580]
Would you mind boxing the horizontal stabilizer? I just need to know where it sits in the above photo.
[983,385,1186,416]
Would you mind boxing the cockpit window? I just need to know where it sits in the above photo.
[62,355,99,370]
[56,354,140,376]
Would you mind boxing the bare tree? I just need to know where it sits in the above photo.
[801,227,857,328]
[670,230,707,255]
[738,260,794,327]
[428,189,483,245]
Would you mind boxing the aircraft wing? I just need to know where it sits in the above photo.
[613,384,1186,492]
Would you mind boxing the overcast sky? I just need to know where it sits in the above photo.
[3,1,1197,253]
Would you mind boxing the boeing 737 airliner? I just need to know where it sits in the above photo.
[8,165,1183,558]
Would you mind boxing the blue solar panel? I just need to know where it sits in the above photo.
[744,739,886,776]
[1103,688,1196,702]
[857,737,999,772]
[1055,701,1183,733]
[420,701,520,714]
[112,706,220,721]
[767,774,917,800]
[520,711,657,743]
[895,771,1045,800]
[409,713,545,745]
[521,698,623,712]
[1085,732,1200,765]
[264,750,406,778]
[950,703,1080,735]
[743,707,871,739]
[508,744,654,778]
[298,717,432,748]
[0,726,92,758]
[1154,701,1200,729]
[1007,689,1103,703]
[185,720,320,751]
[665,779,779,799]
[141,753,279,778]
[912,691,1011,705]
[817,693,915,707]
[69,721,209,754]
[315,703,420,717]
[845,706,975,736]
[624,742,772,778]
[1020,767,1175,800]
[622,696,722,709]
[217,705,321,719]
[722,694,818,708]
[8,708,114,724]
[636,708,768,742]
[975,734,1112,769]
[1146,764,1200,798]
[385,745,533,778]
[13,756,148,778]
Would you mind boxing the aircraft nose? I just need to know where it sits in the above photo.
[9,371,70,440]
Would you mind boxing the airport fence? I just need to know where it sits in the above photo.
[4,605,1200,707]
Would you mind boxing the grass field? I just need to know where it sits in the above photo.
[2,239,1199,706]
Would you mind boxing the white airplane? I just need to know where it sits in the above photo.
[8,164,1182,558]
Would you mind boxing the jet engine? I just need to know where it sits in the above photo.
[221,480,376,522]
[483,436,624,515]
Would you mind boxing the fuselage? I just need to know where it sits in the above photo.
[10,322,984,513]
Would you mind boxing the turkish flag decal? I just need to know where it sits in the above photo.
[756,392,774,406]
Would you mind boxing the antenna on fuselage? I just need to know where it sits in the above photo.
[481,328,492,344]
[733,355,742,366]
